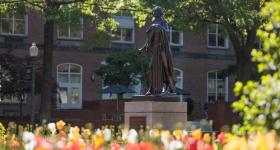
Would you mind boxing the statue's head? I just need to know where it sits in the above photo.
[152,6,163,18]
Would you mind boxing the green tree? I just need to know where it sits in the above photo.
[0,53,41,117]
[128,0,266,83]
[232,0,280,134]
[95,50,149,87]
[0,0,130,120]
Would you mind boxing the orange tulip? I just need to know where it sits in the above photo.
[192,129,202,141]
[56,120,66,130]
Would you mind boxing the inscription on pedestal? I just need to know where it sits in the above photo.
[129,116,146,130]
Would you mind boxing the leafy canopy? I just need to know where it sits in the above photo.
[0,0,149,31]
[232,0,280,135]
[95,50,148,87]
[0,53,42,99]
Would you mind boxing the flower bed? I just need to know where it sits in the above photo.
[0,120,279,150]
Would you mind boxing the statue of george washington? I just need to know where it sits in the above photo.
[139,6,175,96]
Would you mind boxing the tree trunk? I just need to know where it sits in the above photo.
[236,53,254,83]
[39,19,54,121]
[228,27,257,83]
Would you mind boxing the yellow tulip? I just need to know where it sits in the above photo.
[93,133,105,149]
[173,130,182,140]
[223,137,247,150]
[192,129,202,140]
[69,126,80,142]
[150,129,160,138]
[203,133,211,143]
[82,129,91,139]
[248,132,277,150]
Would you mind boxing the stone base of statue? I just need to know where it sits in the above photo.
[124,95,187,130]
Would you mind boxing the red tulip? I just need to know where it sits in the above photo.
[182,135,189,142]
[110,142,122,150]
[186,137,197,150]
[217,132,225,144]
[126,144,140,150]
[139,142,158,150]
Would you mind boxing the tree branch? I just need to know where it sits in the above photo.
[24,0,44,9]
[49,0,85,5]
[0,0,20,4]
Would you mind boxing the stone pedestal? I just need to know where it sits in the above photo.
[124,95,187,130]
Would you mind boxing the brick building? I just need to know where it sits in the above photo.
[0,10,237,125]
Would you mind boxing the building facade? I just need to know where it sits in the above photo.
[0,11,236,122]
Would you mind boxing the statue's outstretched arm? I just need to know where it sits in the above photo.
[138,27,154,53]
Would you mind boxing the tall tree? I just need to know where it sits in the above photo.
[0,0,127,120]
[127,0,266,83]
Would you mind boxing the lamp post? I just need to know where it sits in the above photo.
[29,43,38,129]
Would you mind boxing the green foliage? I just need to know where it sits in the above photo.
[81,30,114,51]
[0,53,42,100]
[232,0,280,135]
[0,122,5,138]
[0,0,132,32]
[95,50,148,86]
[0,53,27,98]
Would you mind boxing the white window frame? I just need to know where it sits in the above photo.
[57,16,84,40]
[174,68,184,101]
[112,15,135,44]
[0,15,28,36]
[174,68,183,89]
[206,70,228,103]
[170,28,183,46]
[112,27,135,44]
[0,95,27,104]
[56,63,83,109]
[207,24,229,49]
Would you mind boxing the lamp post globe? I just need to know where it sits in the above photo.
[29,42,38,57]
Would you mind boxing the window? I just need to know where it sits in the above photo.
[0,13,27,35]
[0,65,26,104]
[174,68,183,89]
[112,28,134,43]
[112,13,135,44]
[174,68,183,100]
[0,95,27,104]
[207,71,228,103]
[170,28,183,46]
[116,10,132,17]
[57,14,83,40]
[207,24,229,49]
[57,63,82,109]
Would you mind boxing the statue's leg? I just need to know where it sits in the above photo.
[161,52,175,93]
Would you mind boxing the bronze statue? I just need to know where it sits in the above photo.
[139,6,174,95]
